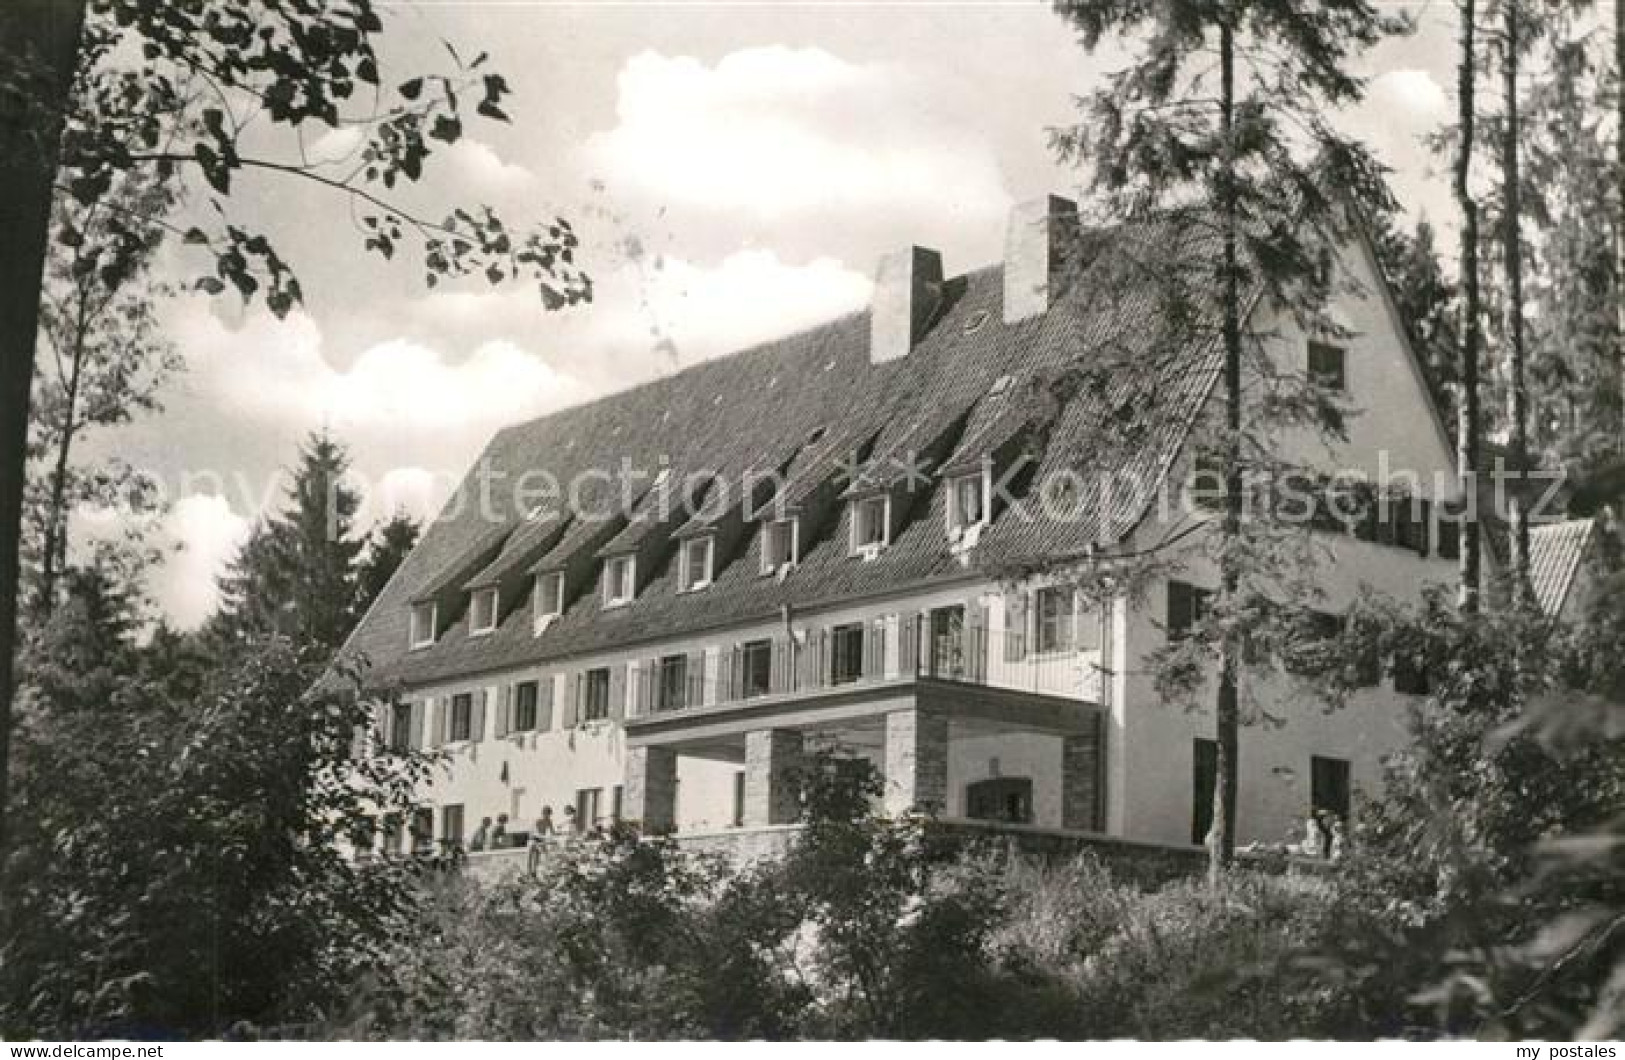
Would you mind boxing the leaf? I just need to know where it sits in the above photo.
[399,77,423,101]
[183,227,210,246]
[429,115,461,144]
[196,277,226,295]
[357,57,378,85]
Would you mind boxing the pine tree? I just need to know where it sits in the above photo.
[1050,0,1405,878]
[354,511,420,625]
[210,431,363,654]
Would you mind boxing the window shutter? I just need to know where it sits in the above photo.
[1004,591,1028,661]
[688,651,706,706]
[899,613,921,675]
[770,638,789,693]
[408,699,425,751]
[373,700,390,753]
[1167,581,1190,637]
[722,645,740,701]
[562,673,580,728]
[815,630,832,689]
[472,689,487,742]
[609,666,627,722]
[424,697,440,749]
[538,676,556,731]
[964,601,986,681]
[865,621,885,679]
[496,684,512,739]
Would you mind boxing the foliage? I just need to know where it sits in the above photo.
[355,513,420,622]
[0,568,434,1038]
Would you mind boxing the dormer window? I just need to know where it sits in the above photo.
[948,472,986,533]
[409,601,438,649]
[679,536,714,592]
[851,495,890,555]
[470,587,500,634]
[761,518,798,575]
[534,572,564,619]
[602,554,636,608]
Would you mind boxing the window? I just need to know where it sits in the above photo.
[602,554,635,607]
[732,771,746,827]
[574,787,603,832]
[410,808,435,854]
[611,785,624,824]
[1311,756,1352,826]
[389,701,414,752]
[966,777,1034,825]
[762,518,798,574]
[1035,586,1077,654]
[470,587,499,634]
[1167,580,1214,640]
[581,668,611,722]
[830,623,865,684]
[851,495,889,553]
[1388,495,1430,557]
[679,536,714,592]
[1437,513,1461,560]
[534,572,565,618]
[449,692,473,742]
[929,605,965,678]
[656,654,688,712]
[949,473,985,531]
[1190,452,1227,511]
[1392,653,1430,696]
[740,639,772,699]
[1308,340,1346,391]
[513,680,539,732]
[409,601,437,648]
[1285,611,1342,676]
[441,804,465,849]
[1192,738,1218,846]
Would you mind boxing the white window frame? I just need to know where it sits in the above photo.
[409,601,438,649]
[947,471,987,534]
[679,536,715,592]
[761,518,799,575]
[534,572,565,619]
[850,495,891,555]
[602,554,636,608]
[470,587,500,635]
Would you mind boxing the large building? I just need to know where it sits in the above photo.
[339,195,1464,858]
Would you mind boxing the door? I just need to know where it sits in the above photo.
[929,606,965,678]
[966,777,1033,824]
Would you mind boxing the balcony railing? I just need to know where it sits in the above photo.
[629,613,1103,719]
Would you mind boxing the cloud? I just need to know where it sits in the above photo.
[1367,69,1448,124]
[582,46,1011,230]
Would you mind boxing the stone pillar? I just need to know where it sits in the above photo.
[744,728,804,826]
[625,746,679,834]
[1061,722,1103,831]
[883,708,948,817]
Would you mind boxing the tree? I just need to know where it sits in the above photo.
[1049,0,1404,877]
[26,171,177,620]
[355,512,420,625]
[210,432,364,655]
[0,563,435,1038]
[0,0,594,860]
[1454,0,1488,610]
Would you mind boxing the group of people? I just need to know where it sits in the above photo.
[1296,810,1346,861]
[463,805,609,872]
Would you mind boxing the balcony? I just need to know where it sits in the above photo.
[626,613,1104,729]
[621,612,1107,835]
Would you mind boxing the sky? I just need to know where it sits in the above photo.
[84,0,1465,627]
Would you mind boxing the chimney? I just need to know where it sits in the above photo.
[869,246,944,364]
[1003,194,1079,324]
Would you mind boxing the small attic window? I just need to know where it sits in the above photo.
[851,495,891,556]
[470,587,500,635]
[602,554,636,608]
[534,572,565,619]
[964,310,990,334]
[409,601,438,649]
[762,518,798,575]
[679,536,714,592]
[948,472,987,533]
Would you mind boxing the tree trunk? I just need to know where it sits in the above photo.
[1210,18,1241,884]
[0,0,89,864]
[1455,0,1484,612]
[1616,0,1624,450]
[1503,0,1530,602]
[38,300,90,620]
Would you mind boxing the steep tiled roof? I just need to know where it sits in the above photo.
[340,231,1224,690]
[1528,518,1596,617]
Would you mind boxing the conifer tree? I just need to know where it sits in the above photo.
[1050,0,1405,877]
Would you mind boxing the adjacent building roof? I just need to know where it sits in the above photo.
[1528,517,1597,617]
[340,226,1226,691]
